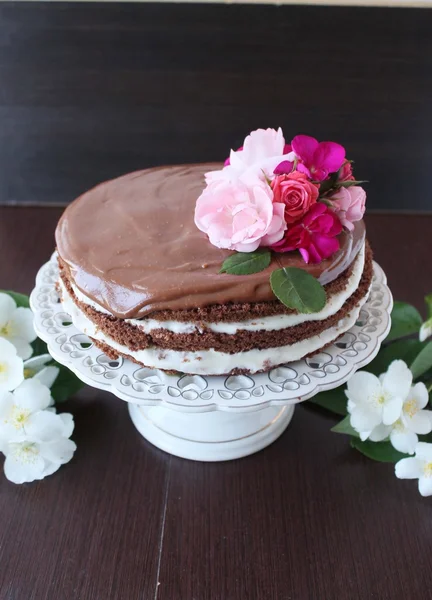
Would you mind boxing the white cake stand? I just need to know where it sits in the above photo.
[30,256,392,462]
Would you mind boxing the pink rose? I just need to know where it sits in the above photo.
[330,186,366,231]
[208,128,292,184]
[271,171,319,224]
[195,177,286,253]
[271,203,342,264]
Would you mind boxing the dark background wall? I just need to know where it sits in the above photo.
[0,2,431,209]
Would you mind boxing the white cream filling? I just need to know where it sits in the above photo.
[70,243,366,335]
[60,279,370,376]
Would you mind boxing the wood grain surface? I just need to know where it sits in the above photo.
[0,3,432,210]
[0,207,431,600]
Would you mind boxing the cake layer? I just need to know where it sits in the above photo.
[58,244,373,375]
[65,243,365,334]
[55,164,365,319]
[59,276,371,376]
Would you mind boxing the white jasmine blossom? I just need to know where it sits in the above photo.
[0,378,76,484]
[0,337,24,393]
[388,383,432,454]
[3,436,76,484]
[0,378,55,442]
[346,361,432,455]
[346,360,412,433]
[23,354,59,389]
[0,293,36,359]
[395,442,432,497]
[419,319,432,343]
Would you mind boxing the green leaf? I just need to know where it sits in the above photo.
[0,290,30,308]
[425,293,432,320]
[350,438,408,463]
[50,364,84,403]
[317,172,338,194]
[220,249,271,275]
[270,267,326,313]
[307,387,348,416]
[335,179,368,188]
[410,341,432,380]
[387,301,422,342]
[331,415,359,437]
[32,337,48,356]
[367,338,426,377]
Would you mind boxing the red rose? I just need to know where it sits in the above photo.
[338,161,355,182]
[271,171,319,224]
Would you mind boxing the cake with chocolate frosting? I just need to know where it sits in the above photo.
[56,128,373,376]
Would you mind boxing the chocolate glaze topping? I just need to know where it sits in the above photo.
[55,164,365,319]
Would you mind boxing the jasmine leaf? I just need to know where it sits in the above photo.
[410,341,432,380]
[367,338,426,377]
[270,267,326,313]
[32,337,48,356]
[350,438,408,463]
[220,249,271,275]
[425,293,432,320]
[307,387,348,416]
[50,364,84,403]
[331,415,359,437]
[387,301,422,342]
[1,290,30,308]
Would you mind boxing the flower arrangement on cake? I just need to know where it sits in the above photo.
[195,127,367,314]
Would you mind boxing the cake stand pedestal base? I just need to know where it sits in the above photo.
[128,404,295,461]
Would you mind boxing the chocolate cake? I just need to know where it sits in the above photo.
[55,161,373,376]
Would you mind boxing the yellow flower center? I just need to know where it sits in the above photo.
[5,405,31,430]
[13,443,39,464]
[0,324,9,336]
[393,418,404,432]
[403,399,418,418]
[373,392,388,407]
[0,362,8,379]
[23,368,34,379]
[423,463,432,478]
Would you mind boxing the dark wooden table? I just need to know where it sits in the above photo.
[0,207,431,600]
